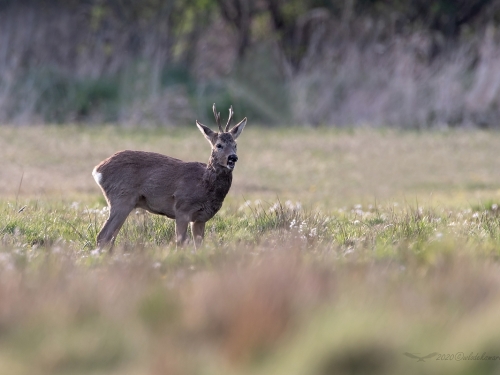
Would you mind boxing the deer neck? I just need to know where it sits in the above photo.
[203,159,233,201]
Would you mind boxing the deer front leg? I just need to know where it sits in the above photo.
[191,221,206,250]
[175,217,190,248]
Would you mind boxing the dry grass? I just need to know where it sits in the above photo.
[2,125,500,207]
[2,125,500,374]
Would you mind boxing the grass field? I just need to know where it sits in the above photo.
[2,125,500,375]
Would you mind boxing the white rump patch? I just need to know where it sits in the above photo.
[92,167,103,185]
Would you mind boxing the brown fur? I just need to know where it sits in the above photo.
[93,106,247,250]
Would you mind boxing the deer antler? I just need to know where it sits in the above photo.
[213,103,223,133]
[225,105,234,132]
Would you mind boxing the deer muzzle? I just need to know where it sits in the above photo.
[227,154,238,169]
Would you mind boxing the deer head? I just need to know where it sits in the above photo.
[196,104,247,170]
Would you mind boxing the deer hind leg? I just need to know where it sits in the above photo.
[96,204,134,250]
[191,221,206,250]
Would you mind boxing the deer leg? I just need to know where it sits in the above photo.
[191,221,205,250]
[175,218,190,248]
[96,204,133,250]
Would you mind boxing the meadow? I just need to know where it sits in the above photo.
[2,125,500,375]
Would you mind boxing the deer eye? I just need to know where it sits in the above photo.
[216,144,223,149]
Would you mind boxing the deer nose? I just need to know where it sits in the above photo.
[228,154,238,163]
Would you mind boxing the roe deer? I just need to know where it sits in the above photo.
[92,104,247,250]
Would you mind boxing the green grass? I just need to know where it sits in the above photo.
[1,126,500,374]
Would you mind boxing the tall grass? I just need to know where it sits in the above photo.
[2,4,500,127]
[2,198,500,374]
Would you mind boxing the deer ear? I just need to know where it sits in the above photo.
[229,117,247,140]
[196,120,217,145]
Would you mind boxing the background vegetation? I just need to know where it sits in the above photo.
[3,0,500,127]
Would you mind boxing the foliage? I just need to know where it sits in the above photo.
[1,0,500,125]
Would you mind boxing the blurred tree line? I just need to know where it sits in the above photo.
[1,0,500,127]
